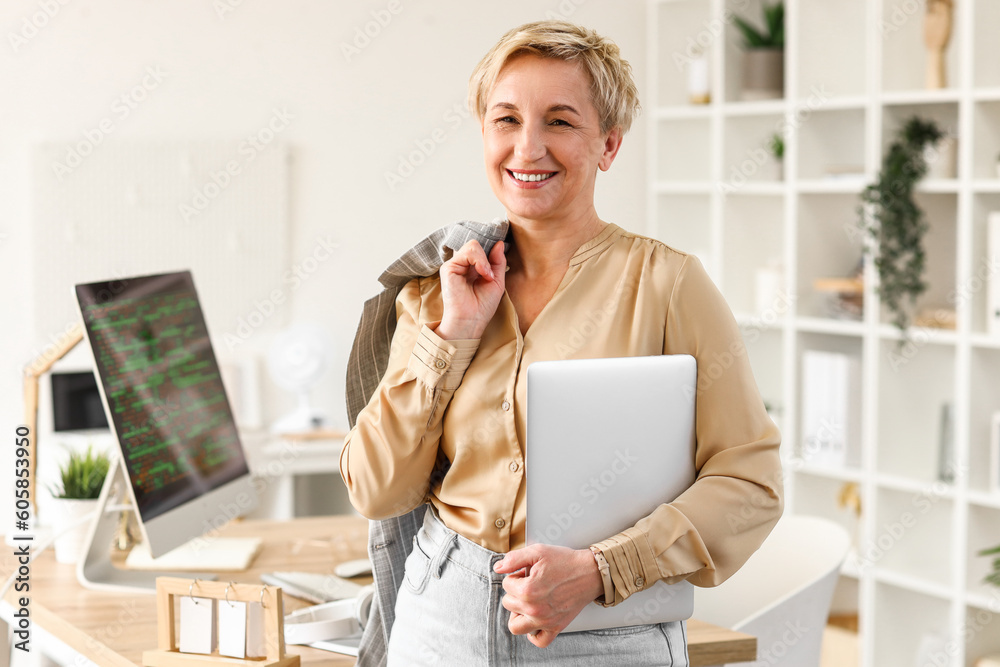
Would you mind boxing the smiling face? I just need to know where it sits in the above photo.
[482,54,622,228]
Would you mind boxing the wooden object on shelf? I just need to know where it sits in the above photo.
[813,278,864,294]
[22,322,85,512]
[827,613,859,633]
[924,0,954,89]
[143,577,298,667]
[278,428,348,442]
[914,308,958,330]
[813,277,864,321]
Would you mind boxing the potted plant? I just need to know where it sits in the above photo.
[858,116,945,337]
[768,131,785,180]
[733,1,784,101]
[49,446,110,564]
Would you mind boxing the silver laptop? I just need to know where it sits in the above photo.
[525,355,697,633]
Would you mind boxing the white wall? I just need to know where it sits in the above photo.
[0,0,647,514]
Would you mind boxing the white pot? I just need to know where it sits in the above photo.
[51,497,98,564]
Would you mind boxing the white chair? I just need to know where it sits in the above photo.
[693,514,851,667]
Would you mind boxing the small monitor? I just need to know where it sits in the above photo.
[74,270,258,561]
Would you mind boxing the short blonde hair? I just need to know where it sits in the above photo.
[468,20,641,135]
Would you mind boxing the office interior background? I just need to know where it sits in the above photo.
[3,0,1000,665]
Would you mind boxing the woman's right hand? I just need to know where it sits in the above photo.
[436,239,506,340]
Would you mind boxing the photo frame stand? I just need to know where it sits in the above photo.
[143,577,299,667]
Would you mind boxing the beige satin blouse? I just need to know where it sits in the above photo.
[340,223,783,605]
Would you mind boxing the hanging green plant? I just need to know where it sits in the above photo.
[858,116,944,336]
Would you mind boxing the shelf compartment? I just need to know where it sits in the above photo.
[965,603,1000,667]
[796,193,866,320]
[722,0,785,104]
[873,581,953,667]
[876,192,959,328]
[871,486,954,589]
[794,0,867,100]
[876,340,957,483]
[966,504,1000,601]
[882,104,960,180]
[657,118,712,182]
[720,195,784,315]
[795,332,864,470]
[652,1,716,108]
[972,102,1000,181]
[974,0,1000,88]
[968,194,1000,336]
[721,113,785,188]
[880,0,965,95]
[797,108,867,182]
[969,346,1000,495]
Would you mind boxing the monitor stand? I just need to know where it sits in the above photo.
[76,458,224,594]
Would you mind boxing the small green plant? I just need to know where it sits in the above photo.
[733,2,785,49]
[980,543,1000,588]
[858,116,945,336]
[769,132,785,160]
[50,447,110,500]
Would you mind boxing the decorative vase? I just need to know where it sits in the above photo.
[51,497,98,564]
[741,49,784,101]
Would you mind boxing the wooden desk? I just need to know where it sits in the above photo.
[2,516,755,666]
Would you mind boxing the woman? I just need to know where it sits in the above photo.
[340,20,782,665]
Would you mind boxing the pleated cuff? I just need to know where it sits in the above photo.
[406,322,479,391]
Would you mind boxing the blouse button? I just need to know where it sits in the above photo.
[434,359,447,369]
[495,518,506,529]
[501,400,510,411]
[634,576,645,589]
[509,461,519,473]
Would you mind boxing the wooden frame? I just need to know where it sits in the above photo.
[143,577,299,667]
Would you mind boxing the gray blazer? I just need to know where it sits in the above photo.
[345,219,509,666]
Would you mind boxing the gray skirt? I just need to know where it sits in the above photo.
[387,508,689,666]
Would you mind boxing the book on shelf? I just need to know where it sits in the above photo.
[800,350,861,468]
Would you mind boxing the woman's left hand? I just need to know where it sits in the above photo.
[494,544,604,648]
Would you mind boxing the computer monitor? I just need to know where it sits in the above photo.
[73,270,258,591]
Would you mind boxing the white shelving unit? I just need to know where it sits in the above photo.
[647,1,1000,666]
